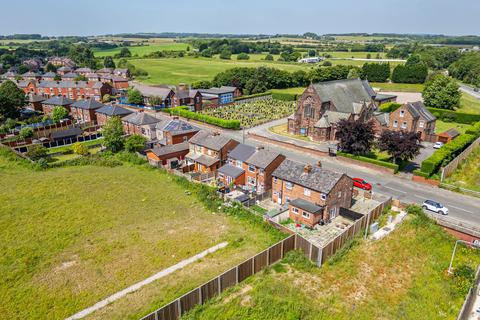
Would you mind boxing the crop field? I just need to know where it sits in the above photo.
[445,146,480,192]
[93,43,189,57]
[183,214,480,320]
[200,100,296,128]
[0,149,281,319]
[129,57,313,85]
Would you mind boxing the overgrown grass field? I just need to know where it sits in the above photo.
[445,146,480,191]
[184,213,480,320]
[0,149,282,319]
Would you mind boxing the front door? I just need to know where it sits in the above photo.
[330,207,337,219]
[277,192,282,204]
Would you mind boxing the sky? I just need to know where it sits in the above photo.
[0,0,479,36]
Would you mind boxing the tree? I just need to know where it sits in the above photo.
[237,53,250,60]
[422,74,460,110]
[264,54,274,61]
[322,61,332,66]
[391,55,428,84]
[102,94,111,103]
[377,130,421,164]
[336,119,375,155]
[0,80,27,119]
[361,63,390,82]
[19,127,33,139]
[124,134,147,152]
[45,62,57,72]
[127,88,144,105]
[117,47,132,58]
[72,142,89,156]
[51,106,69,123]
[74,75,88,81]
[191,80,212,89]
[347,67,362,79]
[103,56,116,68]
[26,144,48,160]
[308,49,317,57]
[68,45,97,69]
[148,96,163,106]
[102,116,124,152]
[54,74,62,81]
[219,49,231,60]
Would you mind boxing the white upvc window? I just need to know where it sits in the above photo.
[236,160,243,168]
[248,176,256,185]
[292,207,299,214]
[248,165,255,173]
[304,188,311,196]
[401,122,407,129]
[419,121,425,128]
[400,110,405,118]
[302,211,310,219]
[393,120,398,128]
[321,193,327,200]
[285,182,293,190]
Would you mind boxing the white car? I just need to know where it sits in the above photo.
[433,142,444,149]
[422,200,449,215]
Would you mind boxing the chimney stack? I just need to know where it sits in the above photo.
[304,165,312,173]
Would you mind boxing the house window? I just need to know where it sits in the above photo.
[302,211,310,219]
[401,122,407,129]
[338,191,342,198]
[285,182,293,190]
[393,120,398,128]
[259,169,264,176]
[321,193,327,200]
[304,188,311,196]
[248,165,255,173]
[330,207,337,219]
[207,149,212,156]
[400,110,405,118]
[419,121,425,128]
[236,160,242,168]
[292,207,299,214]
[273,177,278,184]
[183,136,188,142]
[248,176,256,185]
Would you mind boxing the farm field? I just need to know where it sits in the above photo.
[0,149,281,319]
[129,57,313,85]
[183,213,480,320]
[93,43,189,57]
[200,100,296,128]
[445,146,480,192]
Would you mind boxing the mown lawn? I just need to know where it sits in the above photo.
[435,120,472,134]
[184,214,480,320]
[0,149,281,319]
[445,146,480,191]
[371,82,425,92]
[458,93,480,114]
[93,43,189,57]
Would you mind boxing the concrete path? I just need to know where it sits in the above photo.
[66,242,228,320]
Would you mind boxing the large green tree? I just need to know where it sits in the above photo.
[51,106,69,123]
[0,80,27,119]
[103,56,116,68]
[127,88,144,105]
[377,130,421,164]
[102,116,124,152]
[361,63,390,82]
[124,134,147,152]
[422,74,460,110]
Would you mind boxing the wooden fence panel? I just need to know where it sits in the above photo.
[157,300,180,320]
[180,288,200,315]
[268,242,282,265]
[238,258,254,282]
[200,278,219,304]
[220,268,237,291]
[254,250,268,273]
[282,235,295,256]
[295,235,311,257]
[141,312,156,320]
[310,245,319,264]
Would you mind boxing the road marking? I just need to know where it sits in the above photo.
[381,186,407,194]
[65,241,229,319]
[446,204,475,214]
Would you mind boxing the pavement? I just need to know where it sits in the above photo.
[460,84,480,100]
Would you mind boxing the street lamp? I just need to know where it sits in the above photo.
[238,112,258,144]
[448,239,480,274]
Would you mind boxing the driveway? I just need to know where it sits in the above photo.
[403,142,436,173]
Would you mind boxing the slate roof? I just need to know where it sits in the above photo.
[290,198,324,214]
[246,149,282,169]
[218,164,245,178]
[361,80,377,98]
[97,68,113,74]
[57,66,73,72]
[42,96,75,106]
[375,93,397,101]
[198,86,236,95]
[71,99,105,110]
[228,144,256,162]
[440,128,460,138]
[373,111,390,126]
[50,127,83,139]
[149,141,189,157]
[42,72,57,78]
[62,72,79,79]
[37,80,105,89]
[95,105,133,116]
[122,112,161,126]
[312,79,373,114]
[406,101,436,122]
[272,159,345,194]
[189,131,236,151]
[155,118,199,135]
[132,83,173,98]
[186,152,219,167]
[28,94,46,103]
[76,67,92,73]
[314,110,351,128]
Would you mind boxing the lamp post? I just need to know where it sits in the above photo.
[448,239,480,274]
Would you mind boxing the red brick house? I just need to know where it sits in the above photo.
[113,68,130,78]
[76,68,93,76]
[132,84,177,108]
[385,101,436,141]
[21,71,41,81]
[146,142,189,168]
[57,66,73,76]
[26,94,46,112]
[48,57,76,69]
[121,112,161,140]
[186,131,240,173]
[41,72,57,81]
[110,76,129,91]
[155,117,200,145]
[70,99,105,123]
[41,96,75,115]
[36,80,112,101]
[95,105,133,126]
[174,89,203,111]
[272,159,354,227]
[218,144,285,194]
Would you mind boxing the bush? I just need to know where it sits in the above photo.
[379,102,402,113]
[453,265,476,297]
[337,151,399,172]
[237,53,250,60]
[124,134,147,153]
[465,121,480,136]
[427,108,480,125]
[26,144,48,160]
[168,107,241,129]
[72,142,89,156]
[264,54,274,61]
[52,106,69,123]
[420,134,477,175]
[19,127,33,139]
[271,92,298,101]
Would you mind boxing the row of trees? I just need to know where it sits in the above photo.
[448,52,480,87]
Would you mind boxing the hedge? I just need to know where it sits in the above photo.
[337,151,399,173]
[271,92,299,101]
[427,107,480,124]
[234,91,271,101]
[162,106,241,130]
[413,169,430,178]
[420,133,477,175]
[465,121,480,136]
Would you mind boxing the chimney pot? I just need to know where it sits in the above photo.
[304,165,312,173]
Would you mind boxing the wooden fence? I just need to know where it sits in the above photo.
[457,266,480,320]
[139,197,391,320]
[441,136,480,181]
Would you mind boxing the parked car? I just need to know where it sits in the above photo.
[353,178,372,190]
[422,200,449,215]
[433,142,444,149]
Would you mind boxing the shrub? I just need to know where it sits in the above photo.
[264,54,274,61]
[453,265,476,297]
[465,121,480,136]
[52,106,69,123]
[420,134,476,175]
[19,127,33,139]
[124,134,147,153]
[26,144,48,160]
[72,142,89,156]
[337,151,399,172]
[237,53,250,60]
[379,102,402,113]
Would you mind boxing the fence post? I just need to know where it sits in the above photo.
[280,239,284,259]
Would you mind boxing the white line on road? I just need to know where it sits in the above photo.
[446,204,475,215]
[65,241,229,320]
[380,186,407,194]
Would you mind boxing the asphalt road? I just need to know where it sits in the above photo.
[460,84,480,99]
